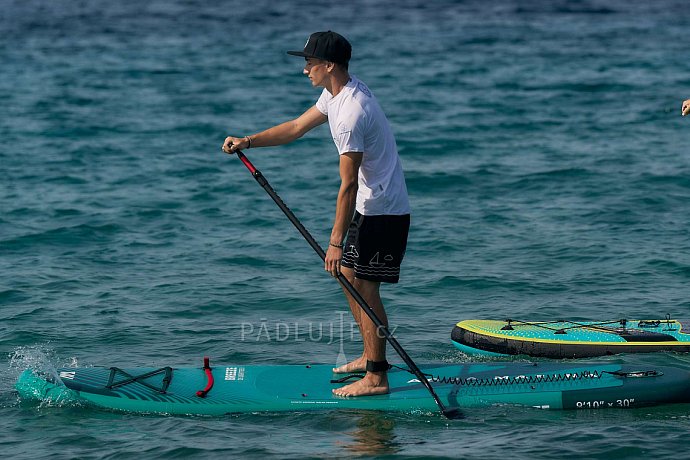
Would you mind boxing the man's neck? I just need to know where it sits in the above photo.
[325,71,351,97]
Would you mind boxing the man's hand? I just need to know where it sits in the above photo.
[222,136,250,154]
[325,245,343,277]
[682,99,690,117]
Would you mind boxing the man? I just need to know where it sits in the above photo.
[222,31,410,397]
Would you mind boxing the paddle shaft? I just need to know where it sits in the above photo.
[234,150,459,419]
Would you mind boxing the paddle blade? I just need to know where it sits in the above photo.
[442,408,464,420]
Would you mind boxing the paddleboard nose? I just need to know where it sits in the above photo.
[15,369,77,405]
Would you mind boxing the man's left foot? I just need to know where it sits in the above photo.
[332,372,389,397]
[332,356,366,374]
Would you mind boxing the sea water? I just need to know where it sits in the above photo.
[2,0,690,458]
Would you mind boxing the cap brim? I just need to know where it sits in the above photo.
[287,50,312,58]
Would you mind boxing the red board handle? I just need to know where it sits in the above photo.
[196,356,214,398]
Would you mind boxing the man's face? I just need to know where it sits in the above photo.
[303,57,330,87]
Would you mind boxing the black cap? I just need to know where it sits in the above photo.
[287,31,352,65]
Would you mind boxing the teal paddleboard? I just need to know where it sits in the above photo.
[15,360,690,415]
[452,318,690,359]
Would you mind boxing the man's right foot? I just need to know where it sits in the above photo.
[332,356,366,374]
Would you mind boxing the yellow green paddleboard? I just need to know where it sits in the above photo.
[452,318,690,358]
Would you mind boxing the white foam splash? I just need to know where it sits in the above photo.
[6,344,82,408]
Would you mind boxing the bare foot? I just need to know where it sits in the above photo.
[332,372,389,397]
[332,356,366,374]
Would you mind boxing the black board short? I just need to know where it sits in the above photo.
[341,211,410,283]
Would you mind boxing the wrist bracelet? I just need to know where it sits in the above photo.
[329,242,343,249]
[245,135,252,149]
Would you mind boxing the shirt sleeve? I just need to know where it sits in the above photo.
[315,89,329,115]
[334,110,365,155]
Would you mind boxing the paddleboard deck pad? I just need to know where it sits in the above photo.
[15,359,690,415]
[452,318,690,359]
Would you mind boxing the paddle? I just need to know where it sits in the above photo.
[232,149,462,420]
